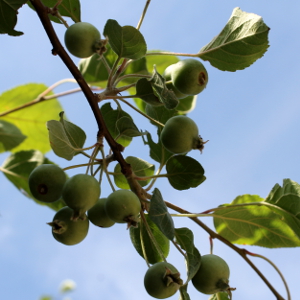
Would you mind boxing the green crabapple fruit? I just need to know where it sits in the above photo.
[160,115,205,154]
[171,59,208,95]
[87,198,115,228]
[163,65,188,99]
[64,22,102,58]
[192,254,232,295]
[28,164,66,203]
[105,189,141,226]
[62,174,101,221]
[48,206,89,245]
[144,262,183,299]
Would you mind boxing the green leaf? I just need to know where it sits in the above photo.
[1,150,66,211]
[0,120,26,152]
[47,112,86,161]
[265,179,300,219]
[101,102,133,147]
[176,95,197,114]
[198,7,270,71]
[79,45,148,86]
[175,227,201,283]
[209,292,231,300]
[129,214,170,264]
[146,53,179,74]
[103,19,147,59]
[142,132,173,164]
[166,155,206,190]
[135,78,163,107]
[0,0,27,36]
[145,103,178,126]
[0,84,64,153]
[149,188,175,240]
[149,66,179,109]
[179,284,190,300]
[28,0,81,24]
[116,116,146,138]
[213,194,300,248]
[79,46,117,85]
[114,156,155,189]
[122,57,149,84]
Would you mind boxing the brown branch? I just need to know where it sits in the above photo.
[29,0,132,176]
[165,201,286,300]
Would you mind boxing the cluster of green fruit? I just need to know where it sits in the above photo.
[145,254,232,299]
[28,164,141,245]
[64,22,208,103]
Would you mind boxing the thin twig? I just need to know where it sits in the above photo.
[136,0,152,30]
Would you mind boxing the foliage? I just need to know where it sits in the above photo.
[0,1,296,300]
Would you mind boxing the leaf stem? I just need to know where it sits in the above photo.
[245,250,291,300]
[117,98,165,127]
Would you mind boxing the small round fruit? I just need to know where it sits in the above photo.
[49,206,89,245]
[64,22,101,58]
[192,254,230,295]
[28,164,66,203]
[171,59,208,95]
[163,65,188,99]
[62,174,101,220]
[105,190,141,224]
[87,198,115,228]
[160,115,202,154]
[144,262,182,299]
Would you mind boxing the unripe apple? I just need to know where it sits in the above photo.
[163,65,188,99]
[160,115,204,154]
[144,262,183,299]
[105,190,141,226]
[62,174,101,221]
[28,164,66,203]
[49,206,89,245]
[64,22,102,58]
[87,198,115,228]
[169,59,208,95]
[192,254,231,295]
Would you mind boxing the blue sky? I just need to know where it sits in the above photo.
[1,1,300,300]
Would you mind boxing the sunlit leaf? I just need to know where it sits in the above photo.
[0,84,64,153]
[265,179,300,219]
[213,194,300,248]
[198,7,270,71]
[209,292,231,300]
